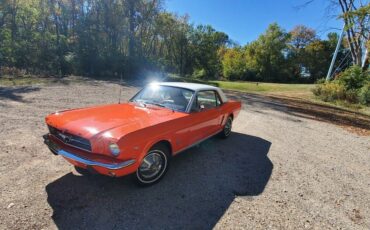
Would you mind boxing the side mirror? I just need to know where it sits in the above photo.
[191,104,205,113]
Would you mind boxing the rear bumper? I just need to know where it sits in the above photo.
[43,134,136,171]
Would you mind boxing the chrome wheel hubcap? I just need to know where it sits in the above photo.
[139,152,164,179]
[224,118,232,136]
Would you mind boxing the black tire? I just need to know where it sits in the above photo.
[134,143,170,186]
[220,116,233,139]
[74,166,90,176]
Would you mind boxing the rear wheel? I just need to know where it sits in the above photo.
[220,116,233,138]
[135,144,170,186]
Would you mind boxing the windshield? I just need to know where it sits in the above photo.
[130,85,194,112]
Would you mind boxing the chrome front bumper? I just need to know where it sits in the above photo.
[43,135,135,170]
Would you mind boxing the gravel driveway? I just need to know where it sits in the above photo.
[0,80,369,229]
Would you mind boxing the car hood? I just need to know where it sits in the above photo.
[45,103,186,140]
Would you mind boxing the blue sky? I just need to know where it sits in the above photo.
[166,0,343,45]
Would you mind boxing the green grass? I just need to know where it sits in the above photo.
[165,75,370,116]
[211,80,314,93]
[166,75,314,94]
[0,75,51,86]
[213,80,370,116]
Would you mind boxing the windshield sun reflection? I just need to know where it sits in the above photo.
[131,85,194,113]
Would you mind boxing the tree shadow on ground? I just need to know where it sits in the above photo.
[46,133,272,230]
[0,86,40,102]
[226,91,370,133]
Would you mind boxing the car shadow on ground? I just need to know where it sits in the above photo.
[46,132,272,230]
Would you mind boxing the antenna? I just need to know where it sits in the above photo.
[118,73,123,104]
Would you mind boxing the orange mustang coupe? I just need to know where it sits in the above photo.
[43,82,241,185]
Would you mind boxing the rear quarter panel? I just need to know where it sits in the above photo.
[229,100,241,118]
[220,100,241,124]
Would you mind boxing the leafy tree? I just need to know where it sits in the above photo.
[289,25,316,49]
[287,25,317,78]
[189,25,229,79]
[338,0,369,67]
[0,0,231,79]
[220,47,247,80]
[154,13,192,76]
[304,40,334,81]
[245,23,291,82]
[0,0,361,84]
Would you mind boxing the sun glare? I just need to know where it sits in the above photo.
[149,82,160,90]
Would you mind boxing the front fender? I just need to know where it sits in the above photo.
[117,124,176,164]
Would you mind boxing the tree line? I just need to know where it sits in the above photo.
[0,0,368,83]
[220,24,347,82]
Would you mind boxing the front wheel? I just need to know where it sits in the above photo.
[135,144,169,186]
[220,116,233,139]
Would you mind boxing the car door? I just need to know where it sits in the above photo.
[189,90,223,142]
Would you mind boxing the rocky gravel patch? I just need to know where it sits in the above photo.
[0,81,369,229]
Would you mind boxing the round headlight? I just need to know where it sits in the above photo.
[109,143,120,156]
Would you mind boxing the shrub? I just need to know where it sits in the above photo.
[345,89,360,103]
[315,78,326,84]
[337,65,369,90]
[0,67,26,77]
[312,82,346,102]
[313,66,370,105]
[192,68,207,79]
[358,83,370,105]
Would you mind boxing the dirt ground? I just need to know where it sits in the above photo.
[0,80,369,230]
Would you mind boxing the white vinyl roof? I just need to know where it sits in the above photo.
[151,82,228,102]
[154,82,218,91]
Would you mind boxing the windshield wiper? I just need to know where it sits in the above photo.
[132,100,147,107]
[132,100,167,109]
[145,102,166,108]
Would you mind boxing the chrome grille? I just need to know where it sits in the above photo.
[48,125,92,152]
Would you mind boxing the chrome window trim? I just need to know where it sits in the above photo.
[188,89,223,113]
[185,91,196,113]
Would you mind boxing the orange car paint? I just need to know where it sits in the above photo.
[45,100,241,177]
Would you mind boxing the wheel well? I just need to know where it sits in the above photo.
[229,113,234,120]
[152,140,173,156]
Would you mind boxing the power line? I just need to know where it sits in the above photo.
[331,51,351,78]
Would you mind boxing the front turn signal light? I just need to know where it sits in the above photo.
[109,143,120,157]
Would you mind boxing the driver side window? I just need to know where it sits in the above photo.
[192,90,218,112]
